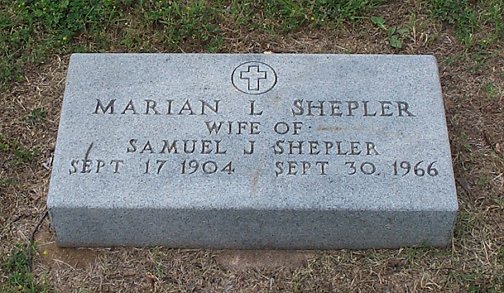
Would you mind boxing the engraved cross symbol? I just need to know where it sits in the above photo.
[240,65,267,91]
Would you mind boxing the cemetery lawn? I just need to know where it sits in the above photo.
[1,1,503,292]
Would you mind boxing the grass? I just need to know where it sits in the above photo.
[483,82,499,101]
[26,108,46,125]
[2,0,502,88]
[1,0,502,86]
[1,243,50,293]
[0,0,503,292]
[0,0,382,88]
[0,134,38,166]
[370,15,410,49]
[429,0,504,48]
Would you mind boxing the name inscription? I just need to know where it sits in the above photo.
[67,97,439,179]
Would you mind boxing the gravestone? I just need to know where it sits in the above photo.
[47,54,458,248]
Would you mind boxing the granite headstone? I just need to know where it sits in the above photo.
[47,54,458,248]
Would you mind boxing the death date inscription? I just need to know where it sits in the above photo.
[66,97,440,179]
[68,156,439,177]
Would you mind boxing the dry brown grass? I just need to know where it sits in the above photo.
[1,2,503,292]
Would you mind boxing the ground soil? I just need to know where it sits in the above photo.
[1,2,503,292]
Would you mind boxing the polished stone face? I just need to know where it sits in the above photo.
[47,53,458,248]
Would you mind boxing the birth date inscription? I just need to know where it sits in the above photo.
[67,94,440,179]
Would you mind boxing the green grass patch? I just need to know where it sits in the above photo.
[26,108,46,125]
[0,177,17,187]
[454,211,476,240]
[370,16,410,49]
[448,268,503,293]
[498,245,504,263]
[0,0,380,88]
[13,146,38,165]
[1,243,50,293]
[429,0,504,47]
[483,82,499,101]
[0,133,38,165]
[1,0,501,88]
[0,133,9,152]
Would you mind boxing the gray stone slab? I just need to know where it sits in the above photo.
[47,53,458,248]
